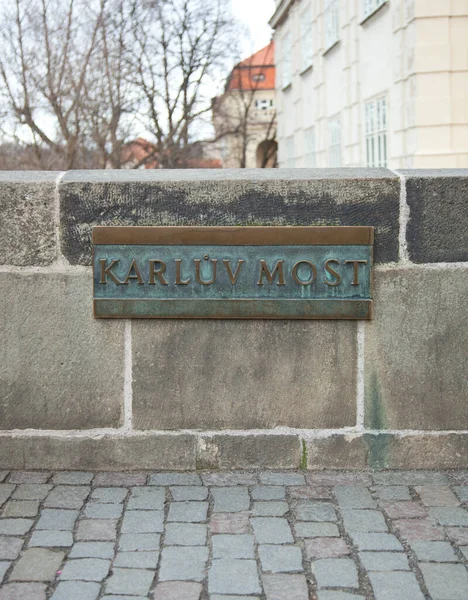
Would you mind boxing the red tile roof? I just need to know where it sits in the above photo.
[227,41,275,92]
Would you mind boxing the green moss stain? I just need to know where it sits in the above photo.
[300,439,308,470]
[365,371,387,430]
[364,433,392,470]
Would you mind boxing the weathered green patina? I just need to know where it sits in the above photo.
[93,227,373,319]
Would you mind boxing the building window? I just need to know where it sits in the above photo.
[252,73,265,82]
[255,99,271,110]
[282,32,292,88]
[300,7,313,71]
[363,0,387,19]
[328,116,341,167]
[324,0,340,50]
[365,96,387,167]
[304,127,317,167]
[284,136,295,168]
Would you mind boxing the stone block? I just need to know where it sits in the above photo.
[312,558,359,588]
[120,510,164,533]
[167,502,208,523]
[211,488,250,512]
[263,573,309,600]
[0,583,47,600]
[0,172,58,266]
[164,523,207,546]
[251,518,293,544]
[91,488,127,503]
[251,486,286,501]
[208,558,261,594]
[210,513,250,534]
[133,319,357,430]
[306,435,368,470]
[153,582,202,600]
[29,531,73,548]
[259,544,303,572]
[202,473,258,486]
[159,546,208,582]
[118,534,160,551]
[59,558,111,581]
[127,487,165,510]
[105,568,154,596]
[419,563,468,600]
[403,170,468,263]
[170,487,208,501]
[51,581,100,600]
[59,169,399,265]
[0,272,124,429]
[364,269,468,430]
[0,537,23,560]
[212,534,255,559]
[10,548,64,582]
[0,434,196,471]
[68,542,115,559]
[368,572,424,600]
[199,435,302,469]
[113,552,159,569]
[253,501,288,516]
[410,541,459,562]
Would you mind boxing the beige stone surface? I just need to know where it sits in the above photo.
[0,272,124,429]
[198,435,301,470]
[0,172,58,266]
[132,319,357,430]
[0,434,197,470]
[364,269,468,430]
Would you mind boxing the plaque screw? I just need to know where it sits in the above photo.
[204,254,209,260]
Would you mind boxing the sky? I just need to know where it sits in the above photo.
[231,0,276,58]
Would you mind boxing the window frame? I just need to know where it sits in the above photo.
[324,0,340,52]
[327,115,341,167]
[362,0,388,22]
[304,126,317,168]
[365,95,388,168]
[282,32,293,89]
[300,6,313,73]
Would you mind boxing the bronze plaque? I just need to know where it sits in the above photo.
[93,226,373,319]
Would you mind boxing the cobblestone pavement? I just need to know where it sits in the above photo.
[0,470,468,599]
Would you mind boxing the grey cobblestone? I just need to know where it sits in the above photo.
[44,486,90,509]
[113,551,159,569]
[0,487,15,507]
[312,557,359,588]
[121,510,164,533]
[36,509,78,531]
[209,559,261,594]
[59,558,110,581]
[0,469,465,598]
[167,502,208,523]
[51,472,94,486]
[90,488,127,504]
[29,531,73,548]
[159,546,208,582]
[165,523,207,546]
[212,534,254,559]
[410,540,459,562]
[83,503,123,519]
[0,539,22,561]
[12,485,51,501]
[69,542,115,559]
[251,486,285,500]
[105,568,154,596]
[253,501,288,516]
[51,581,100,600]
[259,544,303,572]
[9,548,64,582]
[170,486,208,501]
[0,563,9,584]
[0,521,33,536]
[211,488,250,512]
[9,473,49,485]
[2,502,39,518]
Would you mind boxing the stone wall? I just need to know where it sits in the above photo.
[0,169,467,470]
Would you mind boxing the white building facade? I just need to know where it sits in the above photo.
[270,0,468,168]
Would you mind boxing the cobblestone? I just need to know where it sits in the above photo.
[0,469,466,598]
